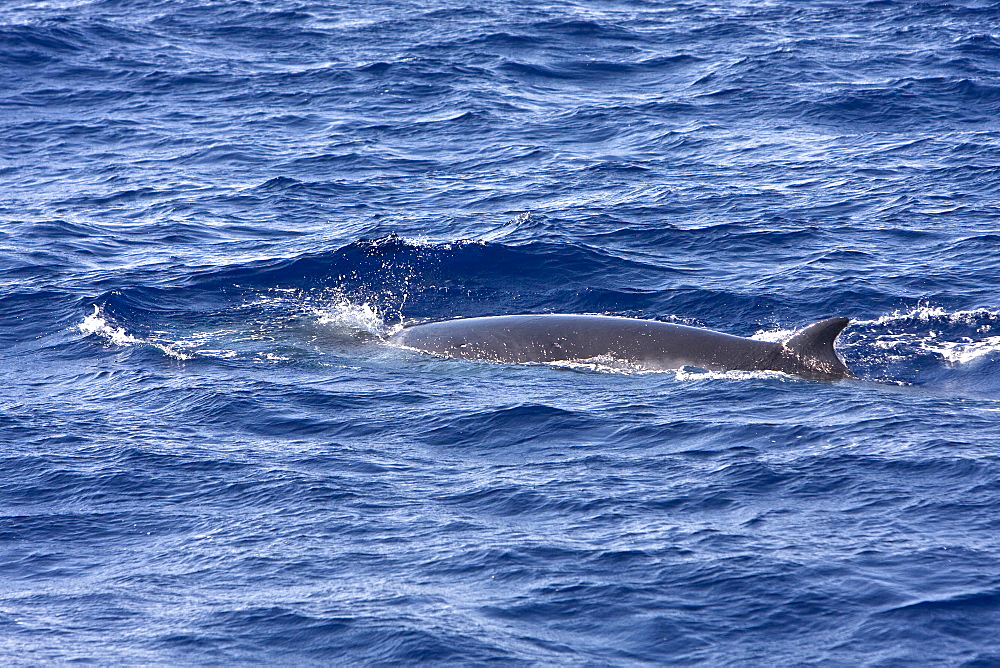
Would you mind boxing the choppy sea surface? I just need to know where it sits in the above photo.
[3,0,1000,664]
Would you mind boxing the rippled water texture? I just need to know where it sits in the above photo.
[3,0,1000,664]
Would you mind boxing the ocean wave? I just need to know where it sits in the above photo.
[78,305,193,360]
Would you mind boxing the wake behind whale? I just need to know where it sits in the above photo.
[389,314,855,380]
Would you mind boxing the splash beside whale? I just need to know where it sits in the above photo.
[389,314,855,380]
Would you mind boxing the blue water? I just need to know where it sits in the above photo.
[3,0,1000,664]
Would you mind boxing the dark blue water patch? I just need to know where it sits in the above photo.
[0,292,97,348]
[184,605,533,664]
[420,403,603,450]
[0,511,158,546]
[0,22,93,58]
[796,77,1000,129]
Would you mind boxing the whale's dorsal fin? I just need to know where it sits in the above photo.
[782,317,854,379]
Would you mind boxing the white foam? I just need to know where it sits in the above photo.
[544,355,650,374]
[479,211,532,242]
[79,305,141,346]
[542,357,798,381]
[923,336,1000,365]
[855,306,1000,330]
[673,367,794,382]
[855,306,1000,367]
[313,297,392,338]
[78,305,194,360]
[197,349,238,359]
[309,295,402,339]
[751,327,794,343]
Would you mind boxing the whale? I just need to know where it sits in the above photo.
[388,314,855,380]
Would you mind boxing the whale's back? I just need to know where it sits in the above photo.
[390,314,784,373]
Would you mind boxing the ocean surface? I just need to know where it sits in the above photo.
[3,0,1000,664]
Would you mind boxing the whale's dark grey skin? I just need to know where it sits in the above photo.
[389,314,855,380]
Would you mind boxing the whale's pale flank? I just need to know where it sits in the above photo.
[389,314,855,380]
